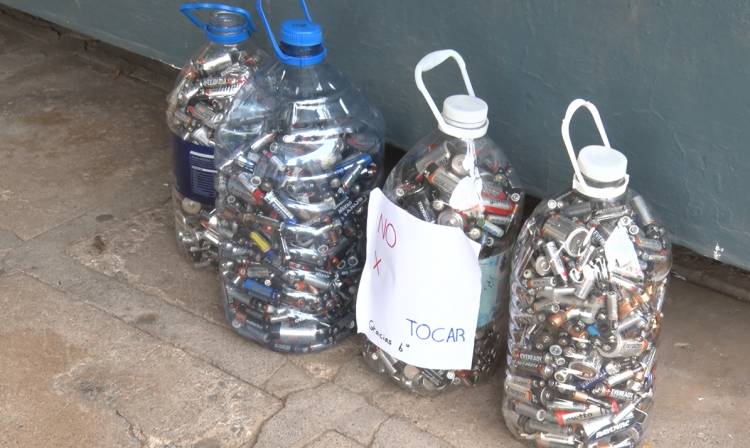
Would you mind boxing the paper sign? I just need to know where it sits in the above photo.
[356,188,482,370]
[604,225,643,279]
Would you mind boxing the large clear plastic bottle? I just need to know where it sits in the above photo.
[213,0,385,352]
[361,50,524,394]
[167,3,266,267]
[501,100,671,447]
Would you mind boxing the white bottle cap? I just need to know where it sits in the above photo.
[577,145,628,183]
[415,50,489,139]
[442,95,489,131]
[561,99,629,199]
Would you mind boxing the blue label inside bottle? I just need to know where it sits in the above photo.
[172,134,216,206]
[477,251,509,327]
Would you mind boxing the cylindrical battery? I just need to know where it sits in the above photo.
[197,52,233,73]
[562,201,593,218]
[415,144,451,173]
[631,194,656,227]
[427,167,460,197]
[405,185,436,223]
[514,401,547,421]
[277,321,321,344]
[437,210,464,228]
[543,241,568,282]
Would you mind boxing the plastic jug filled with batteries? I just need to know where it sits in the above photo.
[501,99,671,447]
[360,50,524,394]
[167,3,267,267]
[213,0,385,352]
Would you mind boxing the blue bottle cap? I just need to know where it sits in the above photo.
[180,3,255,45]
[279,19,323,47]
[206,12,251,44]
[255,0,327,67]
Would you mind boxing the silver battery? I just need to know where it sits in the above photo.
[415,144,451,173]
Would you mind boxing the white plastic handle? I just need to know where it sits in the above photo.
[561,99,612,191]
[414,49,476,130]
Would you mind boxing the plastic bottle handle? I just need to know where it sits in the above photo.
[255,0,318,66]
[180,3,255,33]
[560,99,612,191]
[414,49,476,130]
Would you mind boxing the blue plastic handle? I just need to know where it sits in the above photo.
[298,0,313,22]
[180,3,255,34]
[255,0,325,66]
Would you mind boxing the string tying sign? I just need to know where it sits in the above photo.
[356,188,482,370]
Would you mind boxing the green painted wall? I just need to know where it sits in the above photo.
[5,0,749,269]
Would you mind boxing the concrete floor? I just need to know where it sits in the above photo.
[0,12,748,448]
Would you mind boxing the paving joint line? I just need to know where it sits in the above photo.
[13,268,283,406]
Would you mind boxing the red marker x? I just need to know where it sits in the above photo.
[373,251,383,276]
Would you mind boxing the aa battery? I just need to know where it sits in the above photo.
[631,195,656,227]
[263,191,296,223]
[592,385,637,402]
[188,102,222,128]
[205,83,243,98]
[562,201,593,218]
[427,167,460,197]
[505,381,535,402]
[482,220,505,238]
[593,205,629,222]
[276,321,322,344]
[524,419,573,437]
[197,52,233,73]
[543,241,568,283]
[437,210,464,228]
[554,406,607,426]
[515,401,547,421]
[575,268,596,299]
[605,367,640,387]
[542,216,582,243]
[405,185,436,223]
[415,144,451,173]
[243,278,280,304]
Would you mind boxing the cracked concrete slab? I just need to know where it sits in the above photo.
[1,325,137,448]
[0,229,22,265]
[0,23,168,241]
[334,350,391,398]
[254,383,388,448]
[371,376,515,448]
[287,336,361,381]
[304,431,363,448]
[264,361,324,399]
[372,418,453,448]
[0,273,282,448]
[67,204,224,324]
[6,221,289,390]
[647,280,750,447]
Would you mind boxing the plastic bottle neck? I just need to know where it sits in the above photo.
[279,42,325,61]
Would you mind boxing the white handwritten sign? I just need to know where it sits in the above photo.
[356,188,482,370]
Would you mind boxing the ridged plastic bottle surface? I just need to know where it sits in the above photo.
[361,129,524,394]
[501,189,671,447]
[167,10,266,267]
[214,59,385,352]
